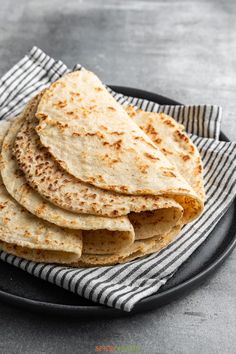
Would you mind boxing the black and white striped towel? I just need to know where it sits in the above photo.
[0,47,235,312]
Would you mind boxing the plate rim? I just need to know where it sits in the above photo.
[0,86,235,316]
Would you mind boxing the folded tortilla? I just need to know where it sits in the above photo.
[34,69,203,224]
[74,224,182,267]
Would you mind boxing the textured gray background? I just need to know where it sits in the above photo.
[0,0,236,353]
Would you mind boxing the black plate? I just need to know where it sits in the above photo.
[0,87,235,318]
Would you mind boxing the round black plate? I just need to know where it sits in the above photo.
[0,87,235,318]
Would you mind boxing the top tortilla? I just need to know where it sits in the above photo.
[35,70,203,207]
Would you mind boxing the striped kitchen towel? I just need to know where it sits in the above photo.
[0,47,235,312]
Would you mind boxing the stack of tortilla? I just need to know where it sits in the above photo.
[0,69,205,266]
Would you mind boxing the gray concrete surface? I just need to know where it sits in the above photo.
[0,0,235,353]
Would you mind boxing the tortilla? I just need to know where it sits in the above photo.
[74,224,182,267]
[34,70,203,222]
[35,70,201,200]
